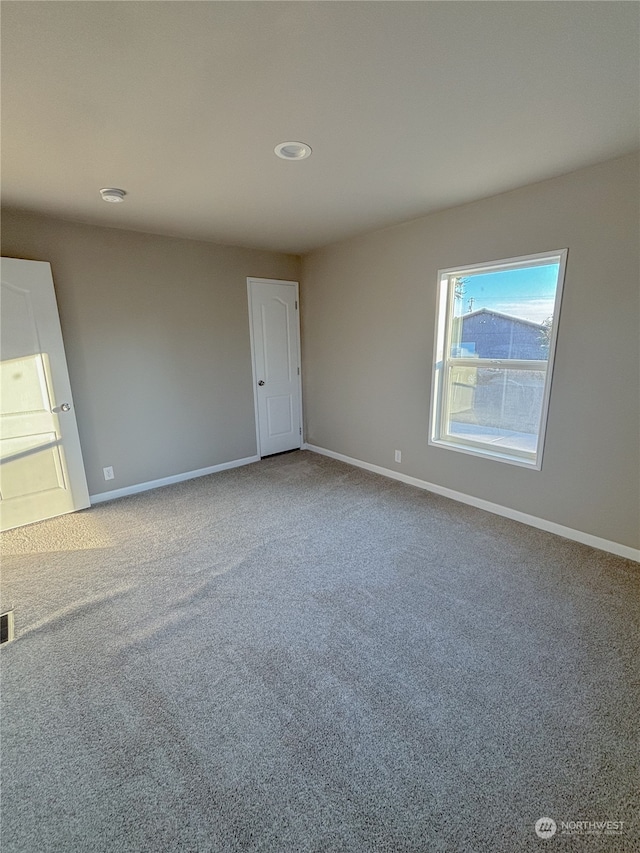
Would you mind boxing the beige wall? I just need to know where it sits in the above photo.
[1,212,300,495]
[301,153,640,549]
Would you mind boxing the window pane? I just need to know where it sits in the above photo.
[450,265,558,360]
[446,367,547,455]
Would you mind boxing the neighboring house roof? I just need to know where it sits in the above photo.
[461,308,544,330]
[458,308,548,360]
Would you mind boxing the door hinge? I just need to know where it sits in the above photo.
[297,367,300,375]
[299,427,302,435]
[295,300,298,310]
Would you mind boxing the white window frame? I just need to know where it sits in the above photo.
[429,249,568,470]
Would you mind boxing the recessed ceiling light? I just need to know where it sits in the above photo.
[100,188,126,203]
[274,142,312,161]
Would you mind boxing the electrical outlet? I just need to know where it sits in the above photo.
[394,450,402,463]
[103,466,114,481]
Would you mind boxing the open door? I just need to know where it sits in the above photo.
[1,258,90,531]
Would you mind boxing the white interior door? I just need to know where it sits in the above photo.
[1,257,90,531]
[248,278,302,457]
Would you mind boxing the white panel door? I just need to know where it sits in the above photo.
[0,258,90,531]
[248,279,302,457]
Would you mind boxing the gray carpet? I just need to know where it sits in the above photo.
[1,450,638,852]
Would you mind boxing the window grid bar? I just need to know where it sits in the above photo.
[445,357,549,371]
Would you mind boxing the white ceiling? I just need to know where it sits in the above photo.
[2,1,639,255]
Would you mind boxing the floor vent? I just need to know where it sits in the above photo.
[1,611,15,644]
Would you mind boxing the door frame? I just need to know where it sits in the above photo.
[247,278,303,458]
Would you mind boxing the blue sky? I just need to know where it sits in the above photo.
[458,264,559,324]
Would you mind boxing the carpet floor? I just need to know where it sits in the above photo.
[1,450,638,852]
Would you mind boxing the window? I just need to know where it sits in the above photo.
[429,250,567,469]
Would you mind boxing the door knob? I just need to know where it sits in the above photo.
[258,380,265,386]
[60,403,71,412]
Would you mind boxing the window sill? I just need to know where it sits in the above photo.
[429,436,541,470]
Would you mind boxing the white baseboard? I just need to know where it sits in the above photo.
[90,455,260,504]
[302,443,640,563]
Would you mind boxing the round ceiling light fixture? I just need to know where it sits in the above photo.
[274,141,312,161]
[100,187,126,203]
